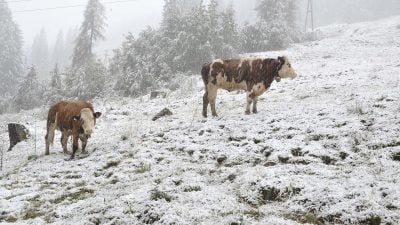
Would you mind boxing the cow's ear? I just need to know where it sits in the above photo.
[94,112,102,118]
[73,115,80,121]
[278,56,285,65]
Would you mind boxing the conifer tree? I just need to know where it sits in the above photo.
[0,0,23,97]
[31,29,49,79]
[14,67,42,110]
[67,0,107,99]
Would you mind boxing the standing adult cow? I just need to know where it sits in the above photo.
[201,56,297,117]
[45,101,102,160]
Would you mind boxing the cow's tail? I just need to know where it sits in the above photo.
[201,63,211,88]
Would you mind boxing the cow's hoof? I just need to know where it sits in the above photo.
[245,110,251,115]
[212,114,218,117]
[253,110,258,114]
[81,151,88,155]
[64,151,72,155]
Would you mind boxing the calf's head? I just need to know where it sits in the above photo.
[277,56,297,80]
[73,108,102,135]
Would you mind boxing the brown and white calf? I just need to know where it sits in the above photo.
[45,101,102,160]
[201,56,297,117]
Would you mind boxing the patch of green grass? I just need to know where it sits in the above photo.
[51,188,95,204]
[150,189,172,202]
[183,185,202,192]
[22,208,45,220]
[243,208,264,220]
[285,212,325,225]
[135,163,151,173]
[360,215,381,225]
[0,215,18,223]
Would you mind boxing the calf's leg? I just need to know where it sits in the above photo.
[61,131,69,154]
[45,122,57,155]
[70,134,79,160]
[202,91,209,117]
[80,135,88,154]
[252,96,258,114]
[208,86,218,117]
[245,92,253,115]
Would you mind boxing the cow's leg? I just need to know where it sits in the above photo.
[45,122,57,155]
[202,91,209,118]
[208,86,218,117]
[252,96,259,114]
[80,135,88,154]
[70,134,79,160]
[245,92,253,115]
[61,131,69,154]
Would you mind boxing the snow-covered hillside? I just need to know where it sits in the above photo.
[1,16,400,225]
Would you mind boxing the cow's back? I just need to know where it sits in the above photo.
[48,101,94,130]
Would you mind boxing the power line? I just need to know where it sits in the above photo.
[12,0,138,13]
[3,0,32,3]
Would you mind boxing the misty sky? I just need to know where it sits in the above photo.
[9,0,164,52]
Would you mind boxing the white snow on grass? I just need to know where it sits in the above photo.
[1,16,400,224]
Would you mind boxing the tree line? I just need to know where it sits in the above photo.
[2,0,300,113]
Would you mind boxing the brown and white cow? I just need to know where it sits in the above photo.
[45,101,102,160]
[201,56,297,117]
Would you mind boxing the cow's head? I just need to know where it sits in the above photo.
[73,108,102,135]
[277,56,297,80]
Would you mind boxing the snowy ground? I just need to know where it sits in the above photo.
[1,17,400,225]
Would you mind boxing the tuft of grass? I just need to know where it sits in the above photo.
[360,215,381,225]
[150,189,172,202]
[0,215,18,223]
[51,188,95,204]
[183,186,202,192]
[103,160,120,170]
[135,163,151,173]
[243,208,264,220]
[121,134,129,141]
[22,208,45,220]
[349,101,368,115]
[285,212,325,225]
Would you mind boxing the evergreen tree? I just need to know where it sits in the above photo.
[50,64,62,91]
[219,2,239,58]
[64,27,79,65]
[0,0,23,97]
[52,31,67,68]
[43,64,64,104]
[67,0,107,99]
[160,0,182,39]
[240,0,299,52]
[14,67,43,110]
[31,29,49,79]
[71,0,106,69]
[207,0,222,58]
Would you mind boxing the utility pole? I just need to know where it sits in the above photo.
[305,0,314,32]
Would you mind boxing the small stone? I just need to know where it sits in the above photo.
[278,156,290,163]
[152,108,173,121]
[339,152,349,160]
[291,147,303,157]
[227,174,236,181]
[217,155,227,164]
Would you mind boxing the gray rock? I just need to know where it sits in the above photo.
[8,123,29,151]
[152,108,173,121]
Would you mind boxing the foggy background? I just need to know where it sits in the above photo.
[8,0,400,62]
[1,0,399,113]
